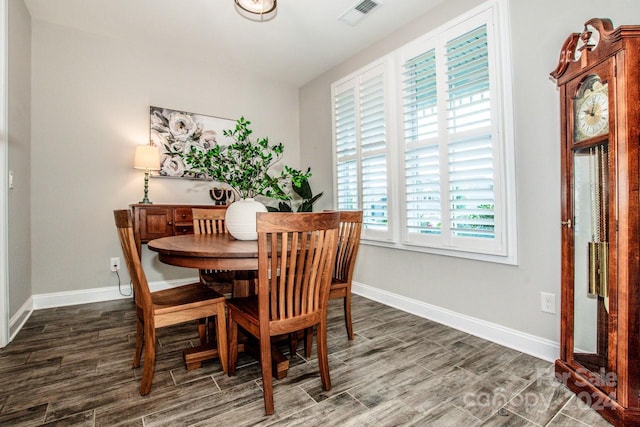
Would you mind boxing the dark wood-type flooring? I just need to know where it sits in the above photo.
[0,294,611,426]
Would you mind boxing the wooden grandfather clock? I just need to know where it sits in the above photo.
[551,18,640,426]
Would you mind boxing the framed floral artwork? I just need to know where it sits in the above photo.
[149,106,235,178]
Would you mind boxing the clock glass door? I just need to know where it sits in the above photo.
[572,142,611,375]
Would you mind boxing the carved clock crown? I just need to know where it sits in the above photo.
[550,18,615,81]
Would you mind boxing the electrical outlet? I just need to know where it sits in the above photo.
[541,292,556,314]
[110,257,121,272]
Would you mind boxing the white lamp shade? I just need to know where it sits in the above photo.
[134,145,161,171]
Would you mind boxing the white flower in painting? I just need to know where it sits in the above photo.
[167,138,199,155]
[197,130,217,150]
[160,155,185,177]
[150,129,168,150]
[166,139,186,154]
[168,113,199,141]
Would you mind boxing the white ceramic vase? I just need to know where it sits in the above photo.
[225,198,267,240]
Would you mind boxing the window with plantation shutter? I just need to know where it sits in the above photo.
[332,0,516,263]
[333,64,390,239]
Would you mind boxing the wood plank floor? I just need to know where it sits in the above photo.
[0,294,611,426]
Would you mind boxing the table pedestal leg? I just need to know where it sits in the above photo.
[232,270,257,297]
[238,341,290,379]
[184,344,219,371]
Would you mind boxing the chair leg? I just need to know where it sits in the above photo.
[344,293,354,340]
[304,327,313,358]
[133,316,144,368]
[227,314,238,376]
[215,303,228,374]
[259,333,274,415]
[289,332,298,357]
[139,325,156,396]
[317,317,332,392]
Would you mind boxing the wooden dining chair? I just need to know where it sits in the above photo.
[298,210,363,357]
[192,208,235,296]
[114,209,228,396]
[227,211,340,415]
[329,210,363,340]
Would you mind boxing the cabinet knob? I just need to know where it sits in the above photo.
[181,213,187,218]
[561,219,572,229]
[168,221,173,226]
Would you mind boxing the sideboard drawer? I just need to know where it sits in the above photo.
[174,224,194,235]
[174,208,193,223]
[131,204,227,255]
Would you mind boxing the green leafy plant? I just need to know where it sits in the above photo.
[266,176,323,212]
[176,117,311,200]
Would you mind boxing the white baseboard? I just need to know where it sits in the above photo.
[8,278,195,344]
[31,277,198,310]
[11,278,559,363]
[9,296,33,343]
[352,281,559,363]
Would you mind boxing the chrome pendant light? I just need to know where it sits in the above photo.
[234,0,277,21]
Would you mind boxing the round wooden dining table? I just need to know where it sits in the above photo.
[147,233,259,272]
[147,233,290,379]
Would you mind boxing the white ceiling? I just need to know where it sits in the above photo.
[24,0,444,87]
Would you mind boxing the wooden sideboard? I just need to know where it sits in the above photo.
[130,204,227,255]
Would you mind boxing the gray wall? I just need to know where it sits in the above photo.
[8,0,31,319]
[299,0,640,343]
[29,18,301,295]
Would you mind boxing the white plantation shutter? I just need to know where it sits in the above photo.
[405,144,441,235]
[332,2,514,262]
[360,73,388,232]
[400,9,505,254]
[448,135,495,239]
[333,64,390,238]
[445,24,497,244]
[403,49,438,142]
[446,25,491,133]
[335,85,358,210]
[402,47,442,236]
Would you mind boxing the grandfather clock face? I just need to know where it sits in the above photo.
[573,74,609,142]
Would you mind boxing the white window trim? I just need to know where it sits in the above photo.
[332,0,517,265]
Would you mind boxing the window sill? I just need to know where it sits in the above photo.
[360,238,518,266]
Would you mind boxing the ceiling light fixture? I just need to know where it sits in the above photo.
[234,0,277,22]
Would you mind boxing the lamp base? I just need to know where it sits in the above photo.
[139,171,153,204]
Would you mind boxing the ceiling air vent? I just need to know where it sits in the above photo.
[339,0,383,26]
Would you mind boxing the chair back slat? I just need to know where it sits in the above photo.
[192,207,234,293]
[192,208,227,235]
[334,211,363,282]
[257,212,339,324]
[113,210,153,317]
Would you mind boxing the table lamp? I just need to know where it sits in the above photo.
[134,145,161,204]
